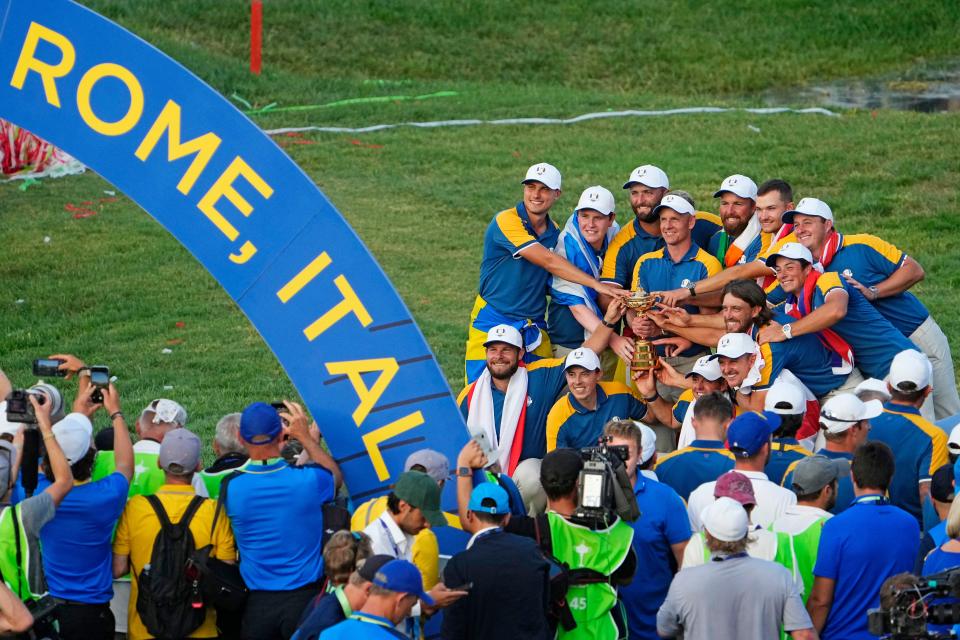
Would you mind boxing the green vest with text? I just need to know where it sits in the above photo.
[92,449,166,497]
[0,506,43,602]
[547,513,633,640]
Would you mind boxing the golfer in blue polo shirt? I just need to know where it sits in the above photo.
[808,442,919,639]
[465,163,625,383]
[320,559,434,640]
[545,348,665,451]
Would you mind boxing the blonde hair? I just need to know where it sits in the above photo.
[323,530,373,586]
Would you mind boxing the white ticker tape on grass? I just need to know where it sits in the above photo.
[264,106,840,136]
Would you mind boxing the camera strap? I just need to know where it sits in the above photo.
[11,504,24,600]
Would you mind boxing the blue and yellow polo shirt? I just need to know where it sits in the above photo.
[797,272,919,379]
[477,202,560,321]
[654,440,735,502]
[868,402,948,524]
[457,357,568,461]
[673,388,695,425]
[600,213,720,289]
[632,244,722,358]
[751,312,847,397]
[782,449,854,516]
[828,234,929,337]
[545,381,649,451]
[766,438,813,485]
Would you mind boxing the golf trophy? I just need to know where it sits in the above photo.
[624,289,659,373]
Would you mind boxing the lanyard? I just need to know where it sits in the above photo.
[378,518,403,558]
[712,552,749,562]
[350,612,395,628]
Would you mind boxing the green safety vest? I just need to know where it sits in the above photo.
[199,459,253,499]
[92,449,166,497]
[547,513,634,640]
[699,529,797,580]
[0,505,43,602]
[781,518,826,603]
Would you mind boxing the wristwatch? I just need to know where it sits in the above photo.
[781,323,793,340]
[686,281,697,297]
[868,285,880,300]
[601,319,618,329]
[458,466,472,478]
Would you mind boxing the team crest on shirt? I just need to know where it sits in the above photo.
[842,269,853,278]
[526,396,533,407]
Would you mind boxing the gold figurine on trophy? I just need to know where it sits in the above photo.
[623,289,659,373]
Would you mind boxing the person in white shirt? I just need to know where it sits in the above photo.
[687,411,796,530]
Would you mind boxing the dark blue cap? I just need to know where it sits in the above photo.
[726,411,781,458]
[240,402,283,445]
[373,559,434,605]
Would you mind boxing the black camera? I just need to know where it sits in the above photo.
[32,358,66,378]
[869,569,960,639]
[88,366,110,404]
[5,389,43,425]
[574,437,640,527]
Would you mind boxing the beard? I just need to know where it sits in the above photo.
[634,208,659,224]
[488,360,520,380]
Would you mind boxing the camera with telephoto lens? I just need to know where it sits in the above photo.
[868,568,960,639]
[5,389,43,425]
[574,437,640,527]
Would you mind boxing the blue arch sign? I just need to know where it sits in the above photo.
[0,0,469,507]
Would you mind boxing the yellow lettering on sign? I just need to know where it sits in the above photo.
[76,63,144,136]
[326,358,399,426]
[277,252,332,303]
[135,100,222,195]
[9,22,76,108]
[197,156,273,261]
[303,275,372,340]
[362,412,425,481]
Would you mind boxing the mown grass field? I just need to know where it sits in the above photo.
[1,1,959,456]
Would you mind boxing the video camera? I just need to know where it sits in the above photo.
[5,388,44,425]
[869,569,960,639]
[574,437,640,527]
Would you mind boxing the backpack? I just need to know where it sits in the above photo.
[136,495,207,640]
[321,496,351,550]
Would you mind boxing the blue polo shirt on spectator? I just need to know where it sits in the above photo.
[619,474,691,640]
[654,440,735,502]
[40,472,129,603]
[457,357,568,461]
[227,459,334,589]
[814,494,919,640]
[477,202,560,322]
[752,312,848,397]
[868,403,949,524]
[319,612,407,639]
[783,449,854,516]
[545,381,650,451]
[631,245,721,359]
[827,234,929,336]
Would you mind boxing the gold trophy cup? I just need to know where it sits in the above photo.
[623,290,659,373]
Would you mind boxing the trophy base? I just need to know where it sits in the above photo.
[630,338,658,373]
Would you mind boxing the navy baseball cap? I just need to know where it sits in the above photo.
[373,559,434,605]
[468,482,510,514]
[240,402,283,445]
[727,411,781,458]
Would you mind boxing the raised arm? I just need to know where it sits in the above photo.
[657,261,772,307]
[101,384,134,481]
[757,289,847,345]
[280,401,343,489]
[30,395,73,507]
[844,255,924,300]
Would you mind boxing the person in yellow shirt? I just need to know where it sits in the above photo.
[112,429,236,640]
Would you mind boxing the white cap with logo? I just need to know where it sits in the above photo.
[700,496,750,541]
[622,165,669,190]
[522,163,562,190]
[819,393,883,434]
[764,381,806,416]
[713,174,758,200]
[576,186,616,217]
[564,348,602,372]
[685,355,723,382]
[483,324,524,350]
[652,193,695,217]
[782,197,834,224]
[765,242,814,268]
[52,412,94,464]
[888,349,933,392]
[709,333,757,360]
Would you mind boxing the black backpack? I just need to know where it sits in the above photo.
[136,495,207,640]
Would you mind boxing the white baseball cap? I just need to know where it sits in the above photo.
[564,348,602,373]
[142,399,188,426]
[522,163,562,190]
[652,193,694,217]
[483,324,524,349]
[948,425,960,454]
[819,393,883,434]
[713,174,758,200]
[637,422,657,465]
[685,355,723,382]
[700,496,749,541]
[782,197,834,224]
[52,412,93,464]
[764,381,806,416]
[709,333,757,360]
[765,242,814,268]
[0,403,22,438]
[622,165,669,190]
[888,349,933,392]
[854,378,892,402]
[576,186,616,217]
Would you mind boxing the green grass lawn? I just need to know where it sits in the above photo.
[1,1,959,456]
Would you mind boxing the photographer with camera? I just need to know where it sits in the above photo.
[458,441,636,639]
